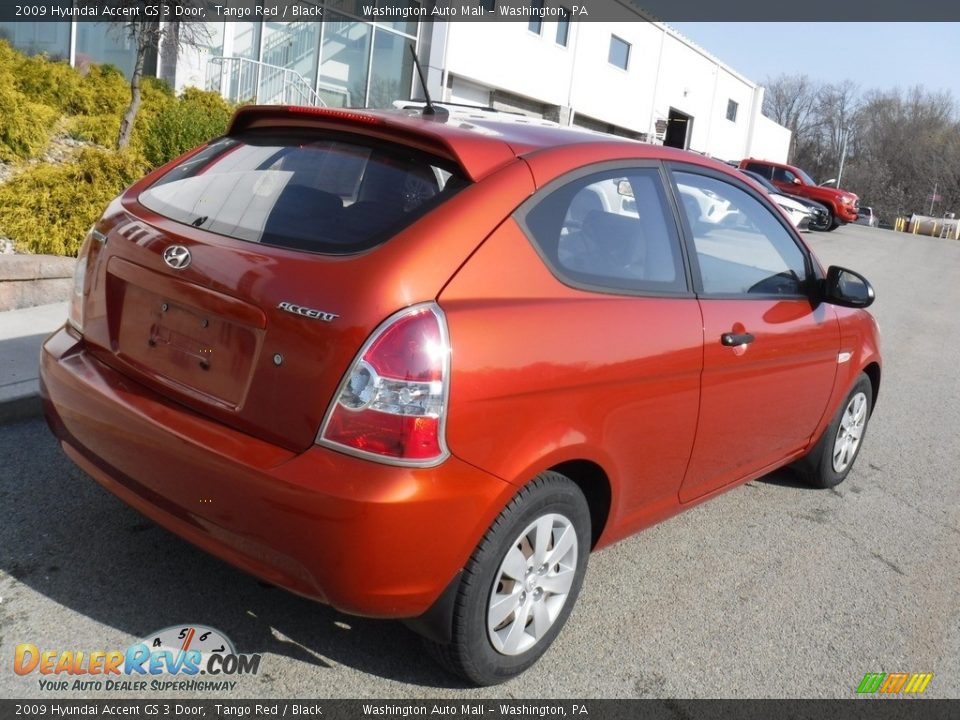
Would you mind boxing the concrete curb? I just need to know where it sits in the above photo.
[0,254,75,312]
[0,301,68,426]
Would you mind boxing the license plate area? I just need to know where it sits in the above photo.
[106,259,263,410]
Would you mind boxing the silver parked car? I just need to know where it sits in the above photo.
[855,206,879,227]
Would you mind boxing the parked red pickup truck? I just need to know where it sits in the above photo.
[739,158,859,231]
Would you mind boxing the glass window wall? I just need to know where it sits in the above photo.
[0,21,70,60]
[75,22,138,77]
[317,14,372,107]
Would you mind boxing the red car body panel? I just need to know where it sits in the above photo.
[438,219,704,547]
[76,154,535,452]
[680,298,841,502]
[41,327,515,617]
[40,106,882,620]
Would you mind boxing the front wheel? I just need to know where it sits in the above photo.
[795,373,873,488]
[809,210,833,232]
[425,472,591,685]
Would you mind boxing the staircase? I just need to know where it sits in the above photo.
[206,56,326,108]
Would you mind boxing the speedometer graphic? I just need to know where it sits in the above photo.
[143,625,235,667]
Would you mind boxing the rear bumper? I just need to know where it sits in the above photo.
[40,326,513,618]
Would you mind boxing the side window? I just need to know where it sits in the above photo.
[744,162,771,179]
[521,168,687,294]
[673,171,808,297]
[772,166,798,184]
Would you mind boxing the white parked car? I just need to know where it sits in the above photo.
[769,192,813,231]
[676,183,739,226]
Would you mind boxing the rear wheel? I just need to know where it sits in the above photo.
[425,472,590,685]
[795,373,873,488]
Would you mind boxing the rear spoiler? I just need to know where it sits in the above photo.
[226,105,518,183]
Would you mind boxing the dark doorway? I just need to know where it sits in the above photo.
[664,108,693,150]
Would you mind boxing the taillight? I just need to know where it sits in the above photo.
[68,227,107,334]
[318,303,451,466]
[67,232,94,333]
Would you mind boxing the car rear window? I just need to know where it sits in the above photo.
[138,131,470,254]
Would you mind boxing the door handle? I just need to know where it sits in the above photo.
[721,332,755,346]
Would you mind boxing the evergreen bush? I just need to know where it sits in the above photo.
[0,149,147,256]
[140,87,233,167]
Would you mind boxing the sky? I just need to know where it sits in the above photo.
[668,23,960,100]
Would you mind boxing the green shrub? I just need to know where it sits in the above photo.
[126,76,176,151]
[62,74,175,151]
[64,114,122,147]
[14,53,85,112]
[0,39,18,70]
[0,149,147,256]
[0,40,127,117]
[72,64,129,116]
[0,72,57,161]
[0,42,238,256]
[143,75,174,99]
[140,88,233,167]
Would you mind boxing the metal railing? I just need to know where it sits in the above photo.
[206,56,326,108]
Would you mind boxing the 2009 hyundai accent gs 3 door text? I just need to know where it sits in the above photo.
[40,105,881,685]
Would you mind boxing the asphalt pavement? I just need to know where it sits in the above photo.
[0,225,957,699]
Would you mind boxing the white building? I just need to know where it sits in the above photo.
[1,14,790,163]
[423,22,790,162]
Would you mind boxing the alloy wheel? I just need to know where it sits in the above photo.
[833,391,868,473]
[486,513,578,656]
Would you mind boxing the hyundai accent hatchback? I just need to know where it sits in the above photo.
[41,105,881,685]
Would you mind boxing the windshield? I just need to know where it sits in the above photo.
[139,131,469,255]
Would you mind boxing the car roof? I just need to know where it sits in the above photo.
[227,105,727,183]
[742,157,800,171]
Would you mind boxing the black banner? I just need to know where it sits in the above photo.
[2,0,960,23]
[1,700,959,720]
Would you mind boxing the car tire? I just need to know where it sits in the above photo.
[826,216,841,231]
[795,373,873,488]
[810,211,832,232]
[424,471,591,686]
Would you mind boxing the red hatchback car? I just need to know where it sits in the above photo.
[41,105,881,685]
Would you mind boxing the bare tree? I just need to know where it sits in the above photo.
[763,73,960,220]
[815,80,860,183]
[844,87,958,219]
[762,74,820,164]
[113,3,209,150]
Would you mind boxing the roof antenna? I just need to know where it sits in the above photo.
[409,44,442,116]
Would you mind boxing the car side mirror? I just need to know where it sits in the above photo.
[820,178,837,187]
[793,177,802,185]
[822,266,875,308]
[616,179,634,197]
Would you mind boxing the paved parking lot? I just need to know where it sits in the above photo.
[1,224,958,699]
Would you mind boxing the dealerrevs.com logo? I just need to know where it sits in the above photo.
[14,625,261,692]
